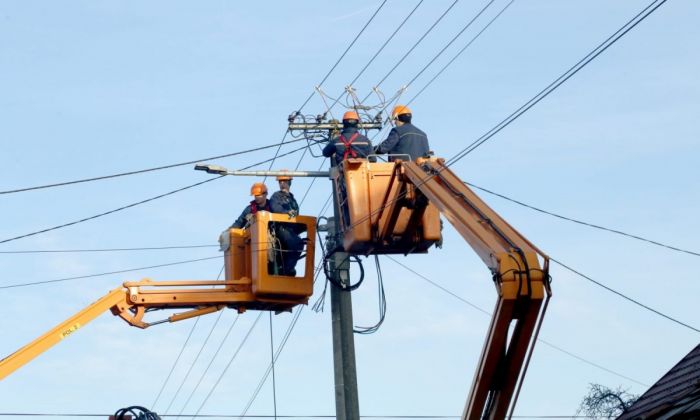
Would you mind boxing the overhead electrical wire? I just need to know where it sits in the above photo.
[189,312,264,419]
[325,0,425,112]
[550,257,700,334]
[0,413,603,418]
[162,309,227,416]
[265,0,389,177]
[175,312,241,417]
[155,262,229,415]
[0,244,217,254]
[445,0,669,166]
[0,138,308,195]
[361,0,461,103]
[384,256,650,387]
[465,181,700,258]
[337,0,670,250]
[406,0,515,106]
[368,0,512,143]
[151,316,202,409]
[0,255,220,290]
[0,142,314,245]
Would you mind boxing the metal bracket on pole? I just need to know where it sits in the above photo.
[194,164,330,178]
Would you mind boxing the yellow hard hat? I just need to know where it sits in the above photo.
[276,170,293,181]
[391,105,412,119]
[343,110,360,121]
[250,182,268,196]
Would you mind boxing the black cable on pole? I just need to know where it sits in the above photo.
[446,0,669,166]
[0,142,313,246]
[0,255,221,289]
[0,138,307,195]
[465,181,700,258]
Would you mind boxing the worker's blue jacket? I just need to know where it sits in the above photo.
[270,191,299,215]
[375,123,429,161]
[231,200,271,229]
[322,127,373,164]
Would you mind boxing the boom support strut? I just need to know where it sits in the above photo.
[398,159,552,420]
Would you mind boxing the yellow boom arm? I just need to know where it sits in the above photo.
[402,158,552,420]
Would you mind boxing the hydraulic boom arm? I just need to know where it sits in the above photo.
[400,158,552,420]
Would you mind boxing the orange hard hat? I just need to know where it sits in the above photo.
[391,105,412,119]
[250,182,268,196]
[342,110,360,121]
[276,170,293,181]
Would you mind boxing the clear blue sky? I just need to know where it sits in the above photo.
[1,0,698,418]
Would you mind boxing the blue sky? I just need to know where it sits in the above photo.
[1,0,698,418]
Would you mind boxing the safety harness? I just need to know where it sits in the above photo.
[339,133,359,159]
[250,200,270,214]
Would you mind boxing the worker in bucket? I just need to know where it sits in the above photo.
[269,171,304,276]
[230,182,271,229]
[374,105,430,161]
[323,110,373,164]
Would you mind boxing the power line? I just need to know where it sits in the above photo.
[0,138,307,195]
[406,0,514,106]
[384,256,650,387]
[465,181,700,257]
[326,0,425,113]
[0,176,222,245]
[162,309,227,416]
[296,0,389,113]
[550,257,700,334]
[152,316,202,409]
[0,255,220,289]
[446,0,669,166]
[0,413,612,418]
[338,0,670,245]
[362,0,461,103]
[0,142,312,245]
[266,0,389,176]
[190,312,264,418]
[175,312,240,417]
[0,244,217,254]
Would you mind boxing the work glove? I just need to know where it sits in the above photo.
[288,209,298,219]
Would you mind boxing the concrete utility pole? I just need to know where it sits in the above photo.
[328,163,360,419]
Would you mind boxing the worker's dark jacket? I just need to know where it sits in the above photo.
[270,191,299,215]
[322,127,373,165]
[231,200,271,229]
[269,190,304,275]
[375,123,429,161]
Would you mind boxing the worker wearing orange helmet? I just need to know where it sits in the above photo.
[374,105,429,161]
[231,182,271,229]
[269,171,304,276]
[322,110,373,164]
